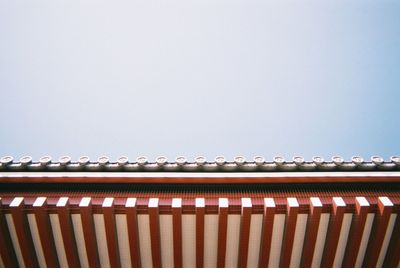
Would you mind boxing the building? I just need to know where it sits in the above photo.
[0,155,400,267]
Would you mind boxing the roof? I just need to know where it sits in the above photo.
[0,155,399,172]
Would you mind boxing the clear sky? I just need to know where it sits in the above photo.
[0,0,399,162]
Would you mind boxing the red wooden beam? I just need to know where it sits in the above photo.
[301,197,323,267]
[148,198,162,268]
[32,197,59,267]
[0,198,18,267]
[126,198,141,268]
[217,198,228,268]
[195,198,205,268]
[9,197,39,268]
[172,198,183,268]
[258,198,276,268]
[102,197,121,268]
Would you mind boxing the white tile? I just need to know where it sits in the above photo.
[148,198,159,208]
[379,197,393,207]
[264,198,275,208]
[195,198,205,207]
[310,197,322,207]
[79,197,91,207]
[57,197,69,207]
[355,197,369,207]
[219,198,228,208]
[102,198,114,207]
[172,198,182,208]
[241,198,252,208]
[287,198,299,207]
[33,197,46,207]
[125,198,136,207]
[10,197,23,207]
[333,197,345,207]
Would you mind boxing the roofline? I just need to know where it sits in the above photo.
[1,155,399,174]
[1,171,400,184]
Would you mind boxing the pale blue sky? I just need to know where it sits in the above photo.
[1,0,399,162]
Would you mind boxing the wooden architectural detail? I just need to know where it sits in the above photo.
[382,197,400,267]
[343,196,372,267]
[1,161,400,268]
[125,197,140,268]
[102,197,121,268]
[0,198,18,267]
[32,197,59,267]
[172,198,183,268]
[195,198,205,268]
[322,197,350,267]
[217,198,229,268]
[259,198,277,267]
[8,197,39,268]
[148,198,161,268]
[238,198,252,268]
[0,195,398,267]
[54,197,80,267]
[301,197,323,267]
[280,197,300,268]
[363,196,395,267]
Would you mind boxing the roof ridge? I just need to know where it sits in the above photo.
[0,155,399,172]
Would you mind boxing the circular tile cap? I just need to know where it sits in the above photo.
[98,156,109,165]
[20,156,32,165]
[39,156,52,165]
[117,156,129,166]
[195,156,206,165]
[215,156,226,165]
[176,156,187,165]
[312,156,324,165]
[352,156,364,165]
[234,156,245,165]
[78,156,90,165]
[274,156,285,165]
[371,156,384,165]
[391,156,400,165]
[254,156,265,165]
[136,156,148,165]
[59,156,71,165]
[156,156,167,166]
[332,156,344,165]
[293,156,304,165]
[0,156,13,164]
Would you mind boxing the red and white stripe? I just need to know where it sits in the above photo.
[0,195,399,267]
